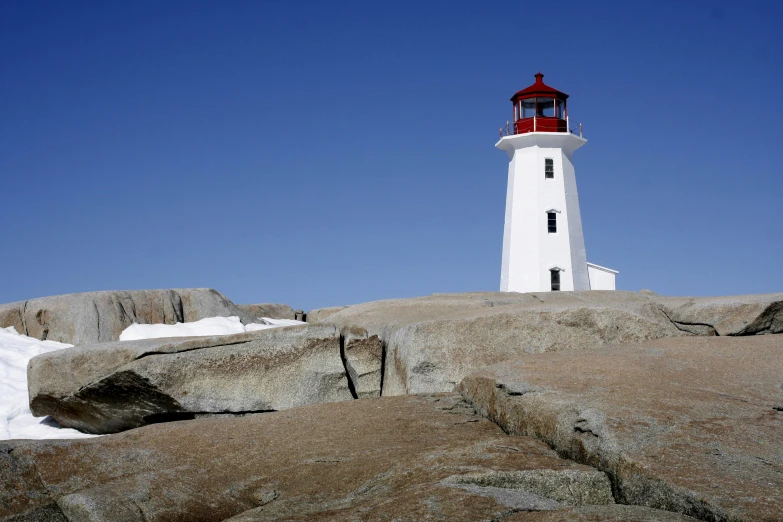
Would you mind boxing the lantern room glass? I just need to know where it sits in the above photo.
[517,98,566,120]
[536,98,555,117]
[521,99,536,119]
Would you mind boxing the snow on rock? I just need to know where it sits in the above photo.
[245,317,307,330]
[1,317,305,440]
[0,326,96,440]
[119,316,305,341]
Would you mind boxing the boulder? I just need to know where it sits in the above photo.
[1,394,694,522]
[0,289,293,345]
[321,291,686,395]
[28,324,370,434]
[656,293,783,336]
[236,303,296,321]
[340,325,383,398]
[320,291,783,396]
[0,306,24,339]
[458,334,783,522]
[305,305,348,323]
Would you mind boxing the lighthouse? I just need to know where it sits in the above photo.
[497,73,617,292]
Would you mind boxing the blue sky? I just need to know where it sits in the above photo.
[1,0,781,310]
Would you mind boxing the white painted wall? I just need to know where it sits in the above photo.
[497,132,590,293]
[587,262,618,290]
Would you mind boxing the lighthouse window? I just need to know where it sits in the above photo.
[547,212,557,233]
[545,158,554,179]
[550,269,561,291]
[555,99,565,119]
[521,99,536,118]
[536,97,555,117]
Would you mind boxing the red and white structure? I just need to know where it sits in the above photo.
[497,73,617,292]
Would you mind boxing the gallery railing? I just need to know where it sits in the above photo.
[498,116,583,138]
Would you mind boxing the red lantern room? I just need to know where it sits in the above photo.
[511,72,568,134]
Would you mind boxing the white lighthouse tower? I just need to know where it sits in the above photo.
[497,73,617,292]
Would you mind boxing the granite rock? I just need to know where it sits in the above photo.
[236,303,296,321]
[0,289,293,345]
[305,306,348,323]
[340,325,383,398]
[320,291,783,396]
[321,291,683,395]
[1,394,693,522]
[458,334,783,522]
[656,293,783,336]
[28,324,356,434]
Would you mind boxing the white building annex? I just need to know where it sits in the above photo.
[497,73,617,293]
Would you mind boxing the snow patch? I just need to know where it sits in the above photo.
[119,316,305,341]
[0,326,96,440]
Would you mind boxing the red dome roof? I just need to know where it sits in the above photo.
[511,73,568,101]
